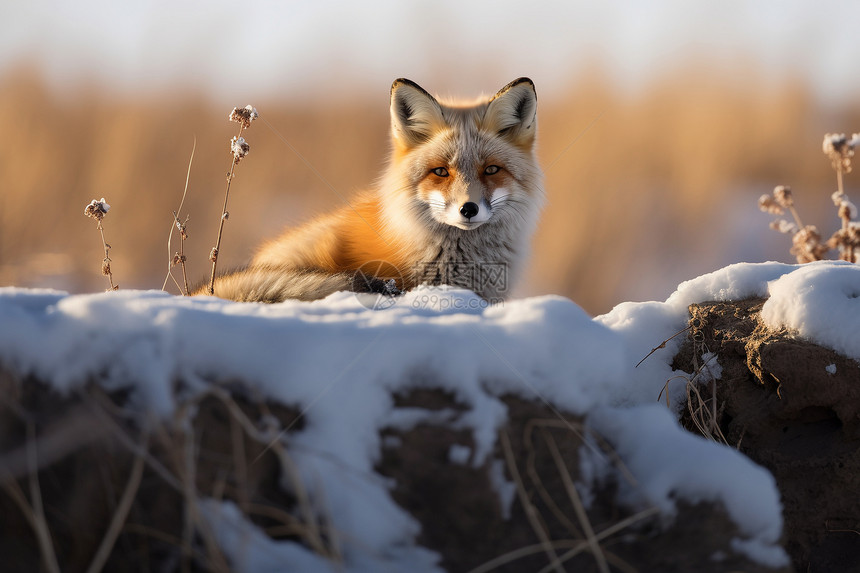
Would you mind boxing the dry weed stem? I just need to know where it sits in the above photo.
[84,198,118,290]
[208,106,258,296]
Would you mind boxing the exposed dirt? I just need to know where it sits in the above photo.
[0,372,306,573]
[377,391,789,573]
[0,371,791,572]
[675,298,860,572]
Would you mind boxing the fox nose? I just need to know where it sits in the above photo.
[459,202,479,219]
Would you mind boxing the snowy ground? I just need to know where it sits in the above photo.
[2,260,858,571]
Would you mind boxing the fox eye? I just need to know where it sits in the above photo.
[431,167,449,177]
[484,165,500,175]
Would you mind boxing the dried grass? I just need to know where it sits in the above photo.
[653,324,730,446]
[162,138,196,295]
[0,378,339,572]
[471,420,658,573]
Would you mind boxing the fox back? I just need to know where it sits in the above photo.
[206,78,545,303]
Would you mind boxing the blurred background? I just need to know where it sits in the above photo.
[2,0,859,315]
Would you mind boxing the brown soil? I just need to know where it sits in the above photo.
[0,372,306,573]
[0,369,792,572]
[377,391,790,573]
[675,298,860,572]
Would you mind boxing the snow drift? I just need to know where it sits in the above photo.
[3,261,856,571]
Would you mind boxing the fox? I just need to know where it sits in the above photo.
[200,77,545,303]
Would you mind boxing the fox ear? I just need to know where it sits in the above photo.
[390,79,445,148]
[484,78,537,148]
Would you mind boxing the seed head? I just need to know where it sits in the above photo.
[831,190,857,221]
[231,136,250,162]
[84,198,111,221]
[823,133,855,173]
[832,190,845,206]
[769,219,797,234]
[839,201,857,221]
[773,185,793,208]
[790,225,828,263]
[828,223,860,253]
[758,194,784,215]
[229,105,259,129]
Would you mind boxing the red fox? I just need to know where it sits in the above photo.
[202,78,544,303]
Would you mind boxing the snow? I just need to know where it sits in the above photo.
[595,261,797,408]
[487,459,516,520]
[231,135,249,159]
[826,363,837,375]
[201,500,342,573]
[760,261,860,361]
[447,444,471,465]
[6,260,854,570]
[698,352,722,384]
[588,405,784,567]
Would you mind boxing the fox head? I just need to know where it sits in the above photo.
[386,78,542,232]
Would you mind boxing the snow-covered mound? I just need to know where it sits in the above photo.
[3,261,854,571]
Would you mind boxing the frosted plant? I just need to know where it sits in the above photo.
[208,105,260,295]
[83,197,119,290]
[773,185,791,207]
[822,133,856,176]
[84,197,110,221]
[832,190,858,220]
[760,133,860,264]
[759,185,803,225]
[759,185,827,263]
[769,219,798,235]
[230,136,250,163]
[822,134,860,262]
[758,194,784,215]
[790,225,829,263]
[229,105,258,129]
[828,223,860,262]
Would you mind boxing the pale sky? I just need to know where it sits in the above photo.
[3,0,858,104]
